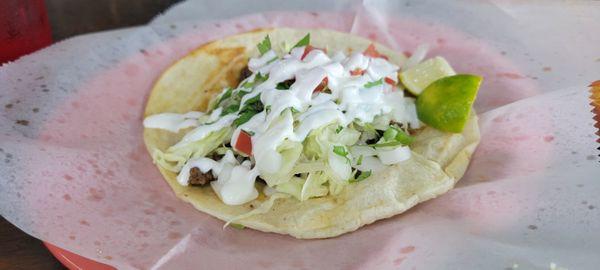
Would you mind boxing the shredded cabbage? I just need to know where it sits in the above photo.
[303,124,360,160]
[274,176,304,200]
[300,171,329,200]
[153,127,231,172]
[260,139,303,186]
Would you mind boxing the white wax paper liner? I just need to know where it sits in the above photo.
[1,0,599,269]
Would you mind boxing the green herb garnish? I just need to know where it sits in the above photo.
[242,72,269,89]
[356,155,364,166]
[233,93,264,127]
[276,79,294,90]
[383,127,398,141]
[292,33,310,49]
[215,88,233,107]
[364,79,383,88]
[349,170,372,183]
[233,111,257,127]
[221,104,240,115]
[333,145,351,163]
[257,35,271,55]
[266,57,278,64]
[369,126,414,147]
[335,125,343,134]
[333,145,348,157]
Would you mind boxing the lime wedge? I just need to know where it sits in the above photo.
[399,56,456,95]
[416,74,482,133]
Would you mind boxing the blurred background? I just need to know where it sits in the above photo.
[1,0,183,63]
[46,0,182,41]
[1,1,181,268]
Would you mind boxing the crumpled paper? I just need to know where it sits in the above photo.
[1,0,599,269]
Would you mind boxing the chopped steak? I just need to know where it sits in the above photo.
[209,152,223,161]
[239,66,252,82]
[255,176,267,185]
[188,167,215,186]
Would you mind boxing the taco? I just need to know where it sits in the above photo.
[143,28,481,239]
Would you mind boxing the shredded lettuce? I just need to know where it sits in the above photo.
[300,171,329,200]
[275,176,304,200]
[304,124,360,160]
[260,139,303,186]
[153,127,231,172]
[268,124,362,199]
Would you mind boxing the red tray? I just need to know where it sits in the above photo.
[44,242,115,270]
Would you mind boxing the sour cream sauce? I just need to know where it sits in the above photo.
[144,45,420,205]
[237,47,416,178]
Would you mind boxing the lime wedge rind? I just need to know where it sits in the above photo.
[416,74,482,133]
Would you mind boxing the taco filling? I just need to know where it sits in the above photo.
[143,29,481,238]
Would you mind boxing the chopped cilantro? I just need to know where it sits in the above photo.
[276,79,294,90]
[292,33,310,49]
[221,104,240,115]
[333,145,348,157]
[233,93,264,127]
[236,89,250,98]
[233,111,257,127]
[392,127,414,145]
[242,72,269,89]
[241,94,262,109]
[335,125,343,134]
[383,127,398,141]
[257,35,271,55]
[370,126,414,147]
[349,170,372,183]
[266,57,278,64]
[364,79,383,88]
[216,88,233,107]
[333,145,351,164]
[356,155,364,166]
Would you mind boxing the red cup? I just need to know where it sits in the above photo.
[0,0,52,63]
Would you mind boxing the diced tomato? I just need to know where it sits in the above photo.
[301,45,315,60]
[313,77,328,92]
[301,45,327,60]
[363,44,389,60]
[235,130,253,156]
[384,77,396,86]
[350,69,365,76]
